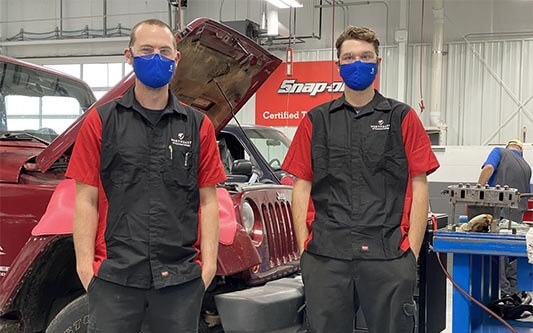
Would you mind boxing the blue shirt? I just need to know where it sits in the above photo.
[482,147,530,191]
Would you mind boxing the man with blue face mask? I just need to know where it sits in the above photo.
[282,26,440,332]
[67,19,226,333]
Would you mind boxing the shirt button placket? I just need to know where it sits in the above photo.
[149,124,164,285]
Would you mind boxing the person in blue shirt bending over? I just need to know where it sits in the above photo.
[477,139,531,298]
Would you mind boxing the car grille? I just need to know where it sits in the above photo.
[261,200,298,268]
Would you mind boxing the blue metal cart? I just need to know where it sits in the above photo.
[432,230,533,333]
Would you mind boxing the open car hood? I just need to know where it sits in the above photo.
[37,18,282,172]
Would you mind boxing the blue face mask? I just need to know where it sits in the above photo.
[339,61,377,91]
[133,53,176,89]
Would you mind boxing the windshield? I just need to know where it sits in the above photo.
[0,60,95,142]
[243,127,291,170]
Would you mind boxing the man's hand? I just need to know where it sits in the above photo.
[201,264,217,290]
[410,247,420,261]
[77,265,94,291]
[292,178,312,254]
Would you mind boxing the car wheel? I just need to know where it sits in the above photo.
[46,294,218,333]
[46,294,89,333]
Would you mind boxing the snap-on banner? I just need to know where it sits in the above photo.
[255,61,379,126]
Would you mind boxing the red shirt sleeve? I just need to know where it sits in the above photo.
[401,109,440,177]
[198,116,227,187]
[282,115,313,181]
[66,109,102,186]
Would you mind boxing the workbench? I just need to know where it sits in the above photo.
[432,230,533,333]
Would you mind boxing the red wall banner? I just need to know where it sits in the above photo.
[256,61,342,126]
[255,61,379,127]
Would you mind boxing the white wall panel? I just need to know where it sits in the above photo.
[1,0,169,41]
[522,41,533,144]
[284,38,533,146]
[405,44,431,127]
[106,0,168,31]
[443,42,465,145]
[3,0,58,38]
[379,46,399,100]
[443,39,533,145]
[61,0,98,32]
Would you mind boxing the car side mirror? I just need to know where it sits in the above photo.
[231,159,253,176]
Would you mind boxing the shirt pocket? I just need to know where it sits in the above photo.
[162,146,194,189]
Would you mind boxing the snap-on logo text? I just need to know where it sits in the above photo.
[277,79,345,96]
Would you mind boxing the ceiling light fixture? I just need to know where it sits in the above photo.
[265,0,303,9]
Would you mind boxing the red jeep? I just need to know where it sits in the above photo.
[0,18,302,333]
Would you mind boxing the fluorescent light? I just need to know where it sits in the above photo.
[284,0,303,7]
[266,0,289,8]
[266,0,303,8]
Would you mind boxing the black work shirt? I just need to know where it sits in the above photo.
[67,87,226,289]
[282,91,440,260]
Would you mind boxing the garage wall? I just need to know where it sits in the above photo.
[1,0,532,145]
[0,0,168,41]
[2,1,532,57]
[443,40,533,146]
[261,37,533,146]
[406,39,533,146]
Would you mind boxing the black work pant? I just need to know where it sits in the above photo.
[301,251,417,333]
[87,277,205,333]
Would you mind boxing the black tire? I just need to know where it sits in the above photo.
[45,294,216,333]
[46,294,89,333]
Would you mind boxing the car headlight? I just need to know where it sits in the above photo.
[241,201,255,234]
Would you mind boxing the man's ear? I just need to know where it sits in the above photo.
[174,51,182,64]
[124,47,133,65]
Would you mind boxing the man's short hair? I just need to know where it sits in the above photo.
[129,19,177,49]
[506,139,523,150]
[335,26,380,59]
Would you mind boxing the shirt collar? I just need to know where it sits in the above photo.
[117,86,188,116]
[330,90,392,115]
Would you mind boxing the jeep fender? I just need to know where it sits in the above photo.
[32,179,75,236]
[0,235,83,332]
[0,235,65,317]
[215,188,238,245]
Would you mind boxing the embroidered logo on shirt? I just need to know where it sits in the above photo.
[171,133,192,148]
[370,120,390,131]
